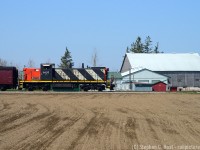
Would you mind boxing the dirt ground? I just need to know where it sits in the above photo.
[0,92,200,150]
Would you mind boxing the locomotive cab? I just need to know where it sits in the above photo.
[40,63,55,80]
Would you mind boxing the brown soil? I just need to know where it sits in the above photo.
[0,92,200,150]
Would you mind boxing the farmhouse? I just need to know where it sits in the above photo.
[120,53,200,90]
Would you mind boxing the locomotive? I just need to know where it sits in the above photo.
[0,63,113,91]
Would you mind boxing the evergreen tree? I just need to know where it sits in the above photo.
[128,36,161,53]
[144,36,152,53]
[154,42,159,53]
[59,47,73,68]
[126,46,130,53]
[130,36,143,53]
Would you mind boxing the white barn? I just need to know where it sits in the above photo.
[120,53,200,89]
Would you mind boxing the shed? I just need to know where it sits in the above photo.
[152,81,167,92]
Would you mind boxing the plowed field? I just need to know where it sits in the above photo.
[0,92,200,150]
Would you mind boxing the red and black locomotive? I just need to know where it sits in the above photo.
[0,63,113,91]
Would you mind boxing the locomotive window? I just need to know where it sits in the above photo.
[51,64,55,68]
[43,66,50,70]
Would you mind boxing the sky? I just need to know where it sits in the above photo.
[0,0,200,71]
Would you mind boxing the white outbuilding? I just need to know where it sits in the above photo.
[121,68,168,84]
[120,68,169,91]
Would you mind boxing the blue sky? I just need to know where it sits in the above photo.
[0,0,200,71]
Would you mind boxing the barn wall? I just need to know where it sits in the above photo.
[156,71,200,87]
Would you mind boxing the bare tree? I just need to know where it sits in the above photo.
[0,58,8,66]
[91,50,98,67]
[45,58,52,64]
[27,58,35,68]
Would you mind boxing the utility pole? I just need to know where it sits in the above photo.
[129,69,132,90]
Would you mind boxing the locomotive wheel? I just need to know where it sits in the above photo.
[98,87,102,92]
[1,87,6,91]
[42,87,48,91]
[84,87,88,92]
[28,87,33,91]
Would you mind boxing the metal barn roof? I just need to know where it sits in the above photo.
[125,53,200,71]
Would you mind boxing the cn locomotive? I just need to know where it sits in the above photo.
[0,63,114,91]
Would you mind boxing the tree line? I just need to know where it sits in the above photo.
[0,36,162,68]
[126,36,161,53]
[58,36,163,69]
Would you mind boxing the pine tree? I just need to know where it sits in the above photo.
[59,47,73,68]
[128,36,161,53]
[144,36,152,53]
[126,46,130,53]
[130,36,143,53]
[153,42,159,53]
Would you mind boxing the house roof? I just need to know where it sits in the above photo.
[123,53,200,71]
